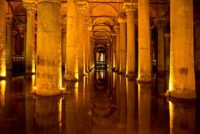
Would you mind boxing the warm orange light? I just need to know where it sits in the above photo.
[0,63,6,77]
[169,101,174,134]
[169,73,173,91]
[58,97,63,128]
[0,80,6,107]
[75,82,79,103]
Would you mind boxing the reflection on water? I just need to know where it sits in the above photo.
[0,71,199,134]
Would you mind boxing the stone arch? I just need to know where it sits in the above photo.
[91,3,118,17]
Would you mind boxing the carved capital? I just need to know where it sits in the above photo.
[77,1,89,15]
[6,13,13,23]
[23,2,36,15]
[118,12,126,23]
[114,25,120,33]
[123,2,137,12]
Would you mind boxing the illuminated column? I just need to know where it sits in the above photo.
[114,26,120,71]
[169,0,195,99]
[61,26,66,69]
[138,0,151,82]
[65,0,78,80]
[118,15,126,74]
[164,33,170,72]
[112,34,116,69]
[156,19,166,74]
[124,3,137,77]
[36,0,62,95]
[88,24,93,71]
[0,0,6,77]
[77,1,89,76]
[23,2,36,74]
[195,20,200,72]
[6,13,13,71]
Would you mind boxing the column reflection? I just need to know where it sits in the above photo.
[119,75,127,130]
[169,101,195,134]
[138,83,151,134]
[126,79,138,134]
[35,96,61,134]
[0,80,6,107]
[65,81,78,134]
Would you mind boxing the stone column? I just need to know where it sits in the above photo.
[124,2,137,77]
[0,0,7,77]
[164,33,170,72]
[6,13,13,71]
[36,0,62,96]
[65,0,78,80]
[169,0,195,99]
[77,1,89,76]
[155,19,166,74]
[23,2,36,74]
[112,34,116,69]
[138,0,151,82]
[195,20,200,72]
[114,26,120,71]
[61,26,66,69]
[88,24,93,71]
[118,15,126,74]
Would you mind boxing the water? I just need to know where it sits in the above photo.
[0,70,199,134]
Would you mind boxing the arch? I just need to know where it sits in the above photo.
[91,4,118,17]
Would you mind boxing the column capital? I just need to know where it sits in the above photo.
[123,2,137,12]
[6,13,13,23]
[114,25,120,33]
[77,1,89,14]
[23,2,37,15]
[118,12,126,23]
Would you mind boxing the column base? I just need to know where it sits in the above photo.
[25,71,36,75]
[64,74,78,81]
[0,76,7,80]
[166,90,196,100]
[35,89,62,96]
[125,72,137,80]
[118,71,126,75]
[137,77,152,83]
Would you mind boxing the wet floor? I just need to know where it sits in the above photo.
[0,70,200,134]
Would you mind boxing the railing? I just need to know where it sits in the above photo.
[95,61,107,70]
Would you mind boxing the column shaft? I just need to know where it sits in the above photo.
[118,18,126,74]
[125,6,136,77]
[138,0,151,82]
[77,2,89,75]
[36,0,62,95]
[0,0,7,77]
[169,0,195,99]
[6,14,13,71]
[65,0,78,80]
[112,35,116,69]
[156,22,165,73]
[24,3,36,74]
[114,26,120,71]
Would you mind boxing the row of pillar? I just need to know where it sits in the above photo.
[0,0,196,99]
[114,0,195,99]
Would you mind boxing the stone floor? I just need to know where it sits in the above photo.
[0,70,199,134]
